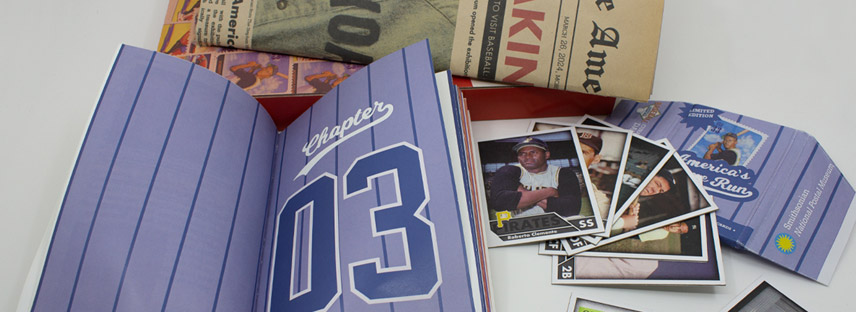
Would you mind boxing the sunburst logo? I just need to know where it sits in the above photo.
[775,233,796,254]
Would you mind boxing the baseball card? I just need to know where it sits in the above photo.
[529,121,597,251]
[528,120,633,237]
[562,149,720,257]
[721,279,806,312]
[578,116,675,221]
[552,212,725,285]
[543,215,708,262]
[476,129,605,246]
[578,115,614,128]
[528,120,574,133]
[581,215,708,262]
[540,239,567,255]
[566,294,642,312]
[551,135,709,261]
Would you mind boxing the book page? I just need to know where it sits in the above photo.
[257,40,488,311]
[28,45,279,311]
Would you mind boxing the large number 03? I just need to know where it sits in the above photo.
[268,143,442,311]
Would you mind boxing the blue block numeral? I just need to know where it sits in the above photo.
[269,174,340,312]
[344,143,441,303]
[269,143,441,310]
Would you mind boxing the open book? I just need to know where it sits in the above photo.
[23,41,490,311]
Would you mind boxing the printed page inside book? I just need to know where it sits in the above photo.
[29,45,280,311]
[261,40,489,311]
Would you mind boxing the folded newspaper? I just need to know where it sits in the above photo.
[450,0,664,101]
[194,0,664,101]
[194,0,458,70]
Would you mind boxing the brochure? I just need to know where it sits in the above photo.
[606,100,856,285]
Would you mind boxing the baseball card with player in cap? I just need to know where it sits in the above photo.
[527,120,634,240]
[575,125,633,237]
[475,129,605,246]
[560,150,721,257]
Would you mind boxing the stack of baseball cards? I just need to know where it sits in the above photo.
[468,114,725,285]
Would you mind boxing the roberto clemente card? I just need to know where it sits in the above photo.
[475,128,605,246]
[529,120,633,237]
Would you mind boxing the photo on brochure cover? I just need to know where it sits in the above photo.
[477,129,604,244]
[529,121,632,234]
[687,117,768,167]
[552,212,724,285]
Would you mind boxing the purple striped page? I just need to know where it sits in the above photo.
[30,41,487,312]
[261,41,486,312]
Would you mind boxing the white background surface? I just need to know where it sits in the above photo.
[1,1,854,311]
